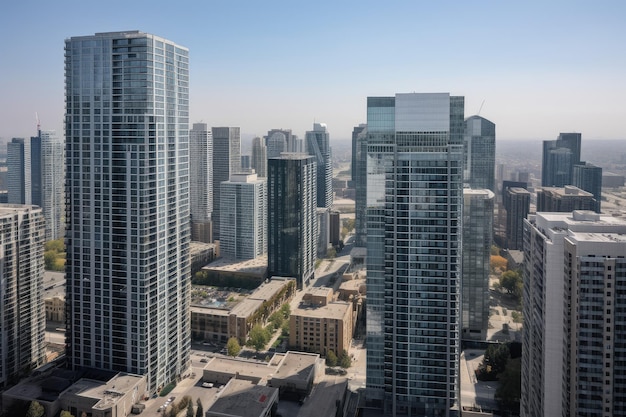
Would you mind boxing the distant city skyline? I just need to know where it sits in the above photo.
[1,1,626,141]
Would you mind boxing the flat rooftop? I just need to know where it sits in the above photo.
[273,351,319,383]
[304,287,333,298]
[207,379,277,417]
[293,302,351,320]
[205,357,275,382]
[298,377,348,417]
[203,254,267,274]
[64,373,144,410]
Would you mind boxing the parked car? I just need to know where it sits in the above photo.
[202,382,214,388]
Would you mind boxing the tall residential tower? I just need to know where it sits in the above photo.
[305,122,333,209]
[365,93,464,416]
[211,127,240,241]
[189,123,213,242]
[64,31,190,391]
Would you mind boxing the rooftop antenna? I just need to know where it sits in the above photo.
[477,100,485,116]
[35,112,41,132]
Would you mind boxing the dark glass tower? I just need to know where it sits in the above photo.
[267,154,317,290]
[306,123,333,209]
[352,124,367,248]
[573,161,602,213]
[542,132,582,187]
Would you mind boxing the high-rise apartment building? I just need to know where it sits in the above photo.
[64,31,190,391]
[267,154,317,290]
[219,173,267,260]
[251,136,267,177]
[7,138,32,205]
[306,122,333,209]
[352,124,367,248]
[189,123,213,242]
[461,189,494,341]
[40,130,65,241]
[211,127,241,241]
[573,161,602,213]
[522,211,626,417]
[536,185,595,212]
[503,186,530,250]
[463,115,495,192]
[365,93,464,416]
[0,205,46,387]
[542,132,582,187]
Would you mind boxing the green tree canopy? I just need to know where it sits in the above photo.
[226,337,241,357]
[484,343,510,375]
[326,350,338,367]
[247,324,270,352]
[26,401,44,417]
[60,411,75,417]
[339,350,352,368]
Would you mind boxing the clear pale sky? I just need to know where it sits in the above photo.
[1,1,625,142]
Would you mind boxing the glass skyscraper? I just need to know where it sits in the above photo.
[64,31,190,392]
[189,122,213,243]
[267,154,317,290]
[211,126,241,241]
[306,122,333,209]
[352,124,368,248]
[365,93,464,416]
[463,115,495,192]
[542,132,582,187]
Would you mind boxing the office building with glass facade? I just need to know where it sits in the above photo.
[463,115,495,192]
[190,123,213,243]
[64,31,190,392]
[542,132,582,187]
[211,127,241,241]
[306,122,333,209]
[365,93,463,416]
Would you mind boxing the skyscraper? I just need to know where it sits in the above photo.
[365,93,464,416]
[306,122,333,209]
[251,136,267,177]
[503,186,530,250]
[352,124,367,248]
[536,185,595,212]
[265,129,290,158]
[463,115,496,192]
[267,154,317,290]
[40,130,65,241]
[0,205,46,386]
[211,126,241,241]
[461,189,494,341]
[64,31,190,391]
[7,138,32,204]
[8,130,65,241]
[522,211,626,417]
[189,123,213,243]
[573,161,602,213]
[220,172,267,260]
[542,132,582,187]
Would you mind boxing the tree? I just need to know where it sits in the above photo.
[491,255,508,272]
[26,401,44,417]
[60,411,75,417]
[326,350,338,367]
[186,400,195,417]
[247,324,270,352]
[44,251,57,270]
[338,350,351,368]
[484,343,510,375]
[45,239,64,252]
[490,245,500,256]
[500,270,523,304]
[496,357,521,413]
[226,337,241,357]
[195,398,204,417]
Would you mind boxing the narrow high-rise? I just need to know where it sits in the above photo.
[251,136,267,177]
[40,130,65,241]
[365,93,464,416]
[64,31,190,391]
[211,127,241,241]
[267,154,317,290]
[461,189,494,341]
[352,124,367,248]
[542,132,582,187]
[7,138,32,205]
[463,115,495,192]
[573,161,602,213]
[0,205,46,387]
[305,122,333,209]
[220,172,267,260]
[189,123,213,242]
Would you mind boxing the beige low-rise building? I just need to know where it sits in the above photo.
[44,296,65,322]
[289,301,353,356]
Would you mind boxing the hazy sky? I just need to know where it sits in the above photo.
[1,1,625,142]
